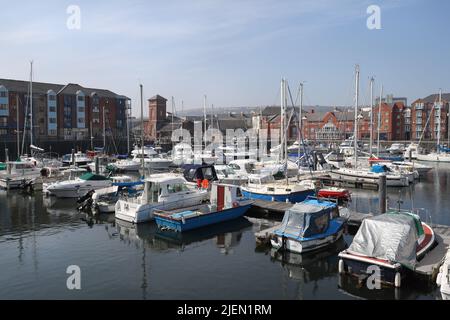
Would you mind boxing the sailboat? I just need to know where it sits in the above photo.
[329,66,409,187]
[241,78,315,203]
[416,89,450,162]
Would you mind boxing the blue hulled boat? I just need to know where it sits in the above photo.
[154,183,253,232]
[270,198,347,253]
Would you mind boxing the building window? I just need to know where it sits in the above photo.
[77,96,84,102]
[0,104,7,110]
[78,107,85,113]
[0,129,7,135]
[49,118,56,124]
[49,106,56,112]
[0,117,7,126]
[78,118,84,123]
[48,95,56,101]
[0,91,6,98]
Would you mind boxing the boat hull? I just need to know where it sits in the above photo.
[271,228,344,254]
[115,192,209,223]
[154,204,252,232]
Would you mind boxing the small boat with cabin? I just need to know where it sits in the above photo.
[45,172,112,198]
[115,173,209,223]
[270,198,347,253]
[153,183,253,232]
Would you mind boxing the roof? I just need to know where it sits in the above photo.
[145,173,186,184]
[421,93,450,104]
[148,94,167,101]
[0,78,129,99]
[0,78,63,95]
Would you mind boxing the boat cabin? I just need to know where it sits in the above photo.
[141,174,191,204]
[275,199,338,240]
[210,183,243,211]
[182,164,218,184]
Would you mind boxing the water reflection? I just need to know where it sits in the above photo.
[114,217,252,254]
[337,273,438,300]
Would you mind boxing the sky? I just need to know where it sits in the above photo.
[1,0,450,116]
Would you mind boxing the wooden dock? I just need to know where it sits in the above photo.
[415,224,450,279]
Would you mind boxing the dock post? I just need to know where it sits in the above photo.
[95,156,99,174]
[5,148,9,163]
[378,174,387,214]
[408,149,412,160]
[71,148,75,167]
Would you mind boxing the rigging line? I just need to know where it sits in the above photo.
[287,83,314,179]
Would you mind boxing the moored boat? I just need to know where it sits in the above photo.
[154,183,253,232]
[338,210,436,287]
[436,246,450,300]
[45,172,112,198]
[318,187,351,201]
[270,198,347,253]
[115,173,209,223]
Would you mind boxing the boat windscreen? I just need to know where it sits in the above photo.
[277,202,331,238]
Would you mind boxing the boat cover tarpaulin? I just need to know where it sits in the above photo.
[277,200,334,238]
[347,214,418,269]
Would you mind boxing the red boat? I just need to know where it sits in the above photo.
[318,187,351,201]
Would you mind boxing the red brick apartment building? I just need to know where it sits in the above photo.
[410,93,449,141]
[0,79,130,143]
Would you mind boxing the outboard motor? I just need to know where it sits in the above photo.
[77,189,95,212]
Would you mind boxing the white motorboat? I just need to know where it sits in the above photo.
[132,147,172,170]
[387,143,405,155]
[90,176,144,213]
[62,152,91,166]
[115,173,209,223]
[436,246,450,300]
[403,143,418,160]
[214,165,248,185]
[0,161,42,189]
[45,172,112,198]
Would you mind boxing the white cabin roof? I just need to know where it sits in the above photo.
[144,173,186,184]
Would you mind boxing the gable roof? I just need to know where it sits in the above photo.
[0,78,128,99]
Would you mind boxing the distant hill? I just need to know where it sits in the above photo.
[176,105,347,116]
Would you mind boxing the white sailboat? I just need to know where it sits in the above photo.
[329,66,409,187]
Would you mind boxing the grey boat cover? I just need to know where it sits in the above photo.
[276,199,333,239]
[347,213,418,269]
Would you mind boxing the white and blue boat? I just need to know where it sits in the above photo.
[154,183,253,232]
[270,198,347,254]
[240,174,315,203]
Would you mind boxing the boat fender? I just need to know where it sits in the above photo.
[338,259,345,274]
[394,272,401,288]
[232,201,239,208]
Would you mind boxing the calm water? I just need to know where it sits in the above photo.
[1,163,450,300]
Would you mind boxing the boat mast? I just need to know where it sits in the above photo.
[377,85,383,157]
[280,78,285,164]
[103,104,106,152]
[283,79,288,185]
[353,65,360,167]
[437,88,442,153]
[369,77,374,156]
[297,82,304,171]
[140,84,144,172]
[16,95,20,159]
[90,119,94,150]
[30,60,33,149]
[203,94,207,139]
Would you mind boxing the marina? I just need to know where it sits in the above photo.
[2,1,450,304]
[1,158,450,299]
